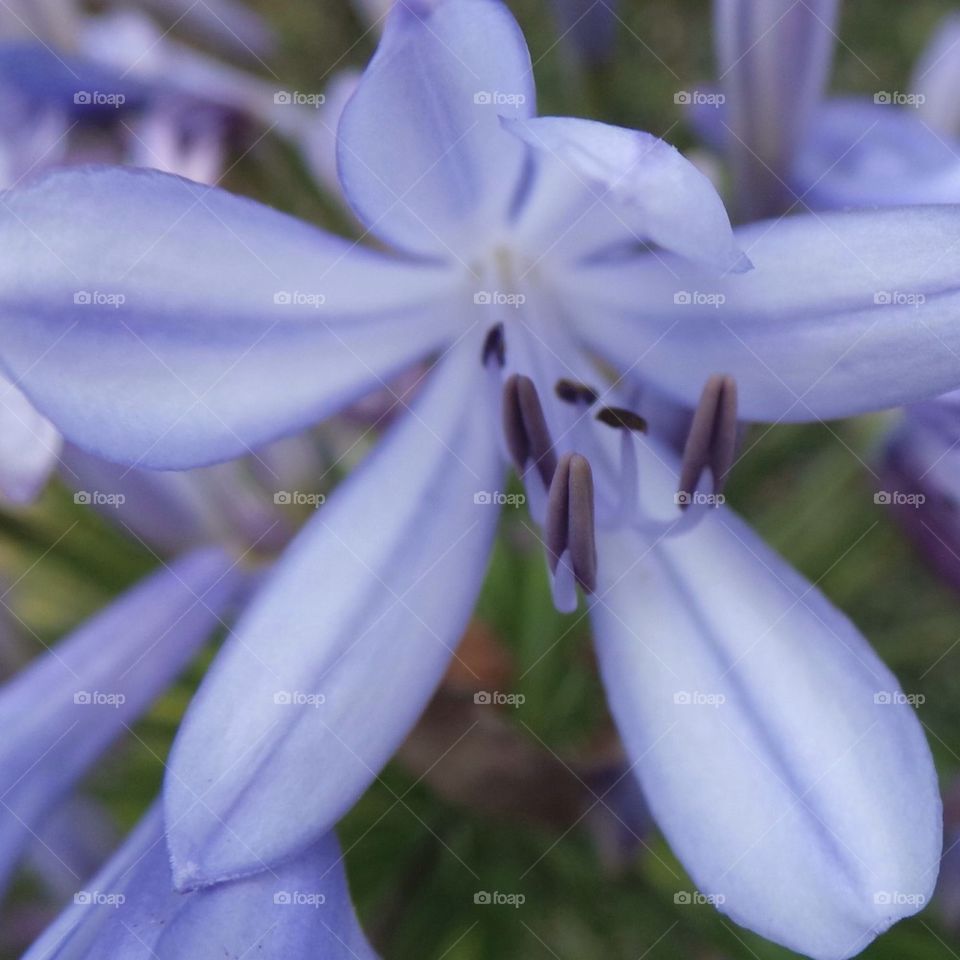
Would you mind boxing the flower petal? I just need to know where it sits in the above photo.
[0,549,245,893]
[910,13,960,136]
[337,0,534,258]
[61,445,290,556]
[0,41,150,118]
[505,115,749,271]
[166,336,503,888]
[79,11,278,125]
[23,807,376,960]
[0,165,461,468]
[879,392,960,593]
[591,510,941,960]
[0,371,61,503]
[795,98,960,208]
[549,0,619,65]
[25,797,116,902]
[134,0,277,59]
[558,205,960,421]
[713,0,839,219]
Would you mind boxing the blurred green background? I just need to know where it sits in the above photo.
[7,1,960,957]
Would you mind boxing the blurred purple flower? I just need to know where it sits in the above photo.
[699,0,960,217]
[0,0,274,59]
[705,0,839,219]
[880,395,960,591]
[0,549,246,896]
[935,777,960,934]
[22,805,375,960]
[0,3,290,504]
[700,1,960,594]
[0,0,957,956]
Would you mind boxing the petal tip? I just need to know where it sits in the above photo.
[729,248,754,274]
[171,856,206,893]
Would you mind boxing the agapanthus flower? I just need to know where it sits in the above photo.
[0,549,246,896]
[879,393,960,591]
[699,0,960,593]
[0,475,384,954]
[22,806,376,959]
[699,0,960,216]
[0,0,275,60]
[0,0,292,504]
[3,0,960,956]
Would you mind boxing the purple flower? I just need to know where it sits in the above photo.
[0,4,287,503]
[707,0,839,219]
[0,549,246,897]
[702,0,960,215]
[0,0,956,955]
[22,805,375,960]
[880,395,960,591]
[702,1,960,594]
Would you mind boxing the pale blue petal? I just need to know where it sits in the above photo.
[796,98,960,208]
[557,205,960,421]
[880,392,960,592]
[337,0,534,258]
[0,549,245,894]
[24,807,376,960]
[910,13,960,136]
[135,0,277,59]
[79,11,278,124]
[0,166,462,468]
[0,372,60,504]
[713,0,839,219]
[61,445,290,556]
[592,509,941,960]
[25,798,117,901]
[506,115,749,271]
[0,42,149,118]
[166,336,504,888]
[549,0,618,65]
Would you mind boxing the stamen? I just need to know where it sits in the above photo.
[678,374,738,505]
[546,453,597,593]
[502,374,557,487]
[555,378,599,406]
[545,453,569,571]
[596,406,648,433]
[482,323,505,368]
